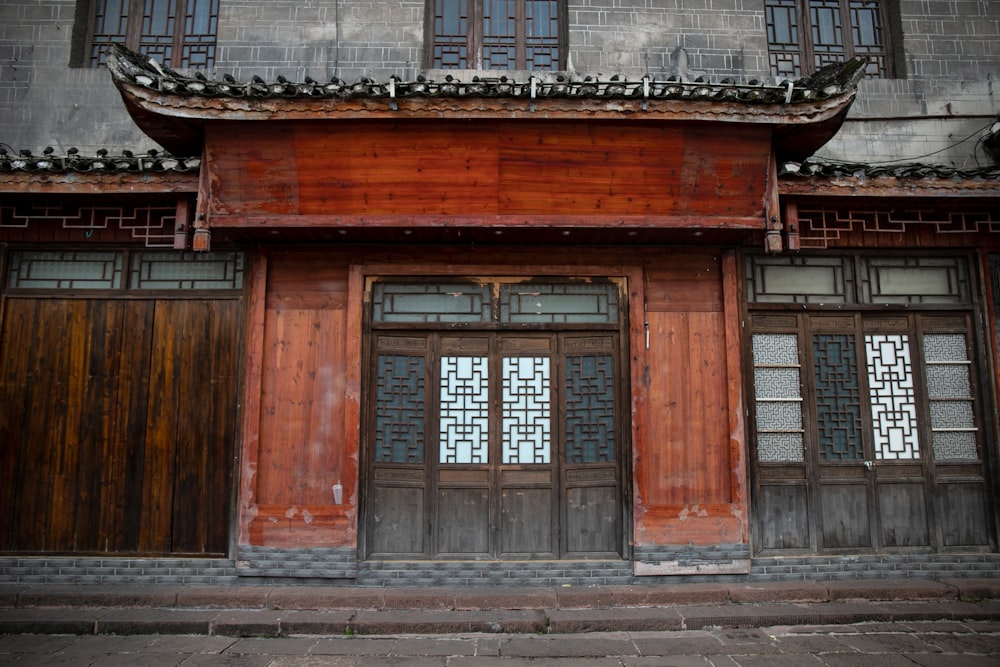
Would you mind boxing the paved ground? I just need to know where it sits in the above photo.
[1,622,999,666]
[2,579,999,664]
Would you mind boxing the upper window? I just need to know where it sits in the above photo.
[428,0,563,70]
[764,0,891,79]
[86,0,219,68]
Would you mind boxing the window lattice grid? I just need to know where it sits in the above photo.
[439,356,490,464]
[375,355,427,463]
[431,0,561,70]
[128,250,244,289]
[764,0,889,79]
[501,356,551,464]
[923,333,978,461]
[500,283,618,324]
[372,283,492,324]
[7,250,124,290]
[88,0,218,68]
[752,333,805,463]
[565,354,615,463]
[865,334,920,460]
[813,334,864,460]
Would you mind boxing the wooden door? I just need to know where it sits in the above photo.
[751,312,993,554]
[366,331,622,559]
[0,297,240,555]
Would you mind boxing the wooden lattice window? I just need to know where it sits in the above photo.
[86,0,219,68]
[428,0,564,70]
[765,0,891,79]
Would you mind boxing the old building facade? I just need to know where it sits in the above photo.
[1,0,998,585]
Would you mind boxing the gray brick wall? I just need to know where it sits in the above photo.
[2,0,997,163]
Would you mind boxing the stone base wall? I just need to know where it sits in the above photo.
[3,551,998,586]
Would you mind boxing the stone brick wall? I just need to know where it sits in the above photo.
[566,0,769,81]
[2,0,997,161]
[0,0,155,155]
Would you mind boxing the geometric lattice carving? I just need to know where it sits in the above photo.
[813,334,863,460]
[752,333,804,462]
[923,333,978,461]
[439,356,490,463]
[0,203,177,247]
[129,251,244,289]
[7,250,123,289]
[500,283,619,324]
[565,355,615,463]
[798,207,1000,249]
[375,355,426,463]
[865,334,920,460]
[502,356,551,464]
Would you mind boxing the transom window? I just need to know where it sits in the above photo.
[764,0,892,79]
[428,0,563,70]
[85,0,219,68]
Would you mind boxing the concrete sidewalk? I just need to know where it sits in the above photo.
[2,578,999,637]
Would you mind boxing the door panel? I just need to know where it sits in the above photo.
[877,482,929,547]
[0,297,237,556]
[367,329,622,559]
[751,310,993,555]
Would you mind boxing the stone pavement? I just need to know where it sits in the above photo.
[1,578,999,638]
[0,622,999,665]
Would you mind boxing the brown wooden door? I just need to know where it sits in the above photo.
[0,297,239,555]
[366,331,622,559]
[751,312,993,555]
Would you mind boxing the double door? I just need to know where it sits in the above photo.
[365,331,623,559]
[751,312,994,554]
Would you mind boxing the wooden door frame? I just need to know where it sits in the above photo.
[353,260,639,562]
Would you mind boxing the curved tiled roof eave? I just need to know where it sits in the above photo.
[106,44,866,158]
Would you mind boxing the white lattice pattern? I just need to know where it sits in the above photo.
[439,356,490,463]
[502,357,551,464]
[865,334,920,460]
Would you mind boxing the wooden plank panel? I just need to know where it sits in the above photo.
[680,125,770,217]
[295,121,500,217]
[255,256,352,548]
[209,120,770,223]
[645,251,723,312]
[641,310,731,507]
[169,300,239,554]
[499,122,686,216]
[139,300,183,553]
[114,300,156,552]
[0,300,37,549]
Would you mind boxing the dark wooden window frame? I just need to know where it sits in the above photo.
[764,0,899,79]
[71,0,219,69]
[425,0,567,71]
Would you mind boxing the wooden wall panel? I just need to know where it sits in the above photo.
[251,253,356,547]
[207,120,770,223]
[634,250,746,546]
[0,297,237,555]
